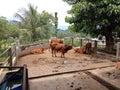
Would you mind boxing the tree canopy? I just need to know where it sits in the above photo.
[0,3,57,48]
[14,4,56,41]
[63,0,120,51]
[0,17,19,49]
[0,17,19,39]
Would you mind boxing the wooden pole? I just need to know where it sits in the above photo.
[94,40,97,51]
[80,39,83,47]
[8,48,12,67]
[116,42,120,60]
[71,37,74,46]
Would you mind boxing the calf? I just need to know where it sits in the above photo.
[74,42,93,54]
[31,47,44,54]
[115,62,120,70]
[74,47,86,54]
[52,44,72,58]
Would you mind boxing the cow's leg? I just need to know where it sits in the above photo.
[49,47,50,51]
[63,53,65,58]
[61,52,64,58]
[54,50,57,57]
[88,48,91,54]
[52,49,54,57]
[61,53,62,58]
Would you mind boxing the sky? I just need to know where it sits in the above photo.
[0,0,71,27]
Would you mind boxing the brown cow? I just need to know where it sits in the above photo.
[49,38,64,51]
[85,42,92,54]
[49,38,63,45]
[50,42,59,57]
[31,47,44,54]
[51,43,72,58]
[52,38,63,43]
[74,47,86,54]
[74,42,93,54]
[115,62,120,70]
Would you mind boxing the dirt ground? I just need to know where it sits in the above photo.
[17,48,116,77]
[89,67,120,89]
[18,48,117,64]
[17,48,116,66]
[16,48,120,90]
[29,72,109,90]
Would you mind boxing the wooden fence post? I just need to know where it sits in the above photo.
[15,39,21,58]
[80,39,83,47]
[8,48,12,67]
[116,42,120,60]
[71,37,74,46]
[94,40,97,50]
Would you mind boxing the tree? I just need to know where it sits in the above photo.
[0,17,19,48]
[0,17,19,39]
[63,0,81,5]
[18,29,32,44]
[14,4,56,41]
[54,12,58,36]
[63,0,120,52]
[37,11,55,39]
[14,4,39,41]
[0,17,7,39]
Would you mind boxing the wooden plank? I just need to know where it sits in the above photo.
[0,62,8,75]
[28,62,115,79]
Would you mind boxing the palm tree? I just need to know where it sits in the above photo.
[19,29,32,44]
[14,4,56,42]
[14,4,39,41]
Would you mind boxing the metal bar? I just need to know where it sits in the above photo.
[0,66,23,68]
[22,65,28,90]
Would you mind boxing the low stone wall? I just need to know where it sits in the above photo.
[19,43,49,57]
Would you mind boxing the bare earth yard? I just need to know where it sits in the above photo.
[17,49,116,78]
[16,48,120,90]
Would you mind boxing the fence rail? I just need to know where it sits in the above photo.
[0,48,13,67]
[0,46,29,90]
[0,48,9,57]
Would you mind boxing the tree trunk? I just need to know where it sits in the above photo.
[32,29,36,41]
[105,30,114,52]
